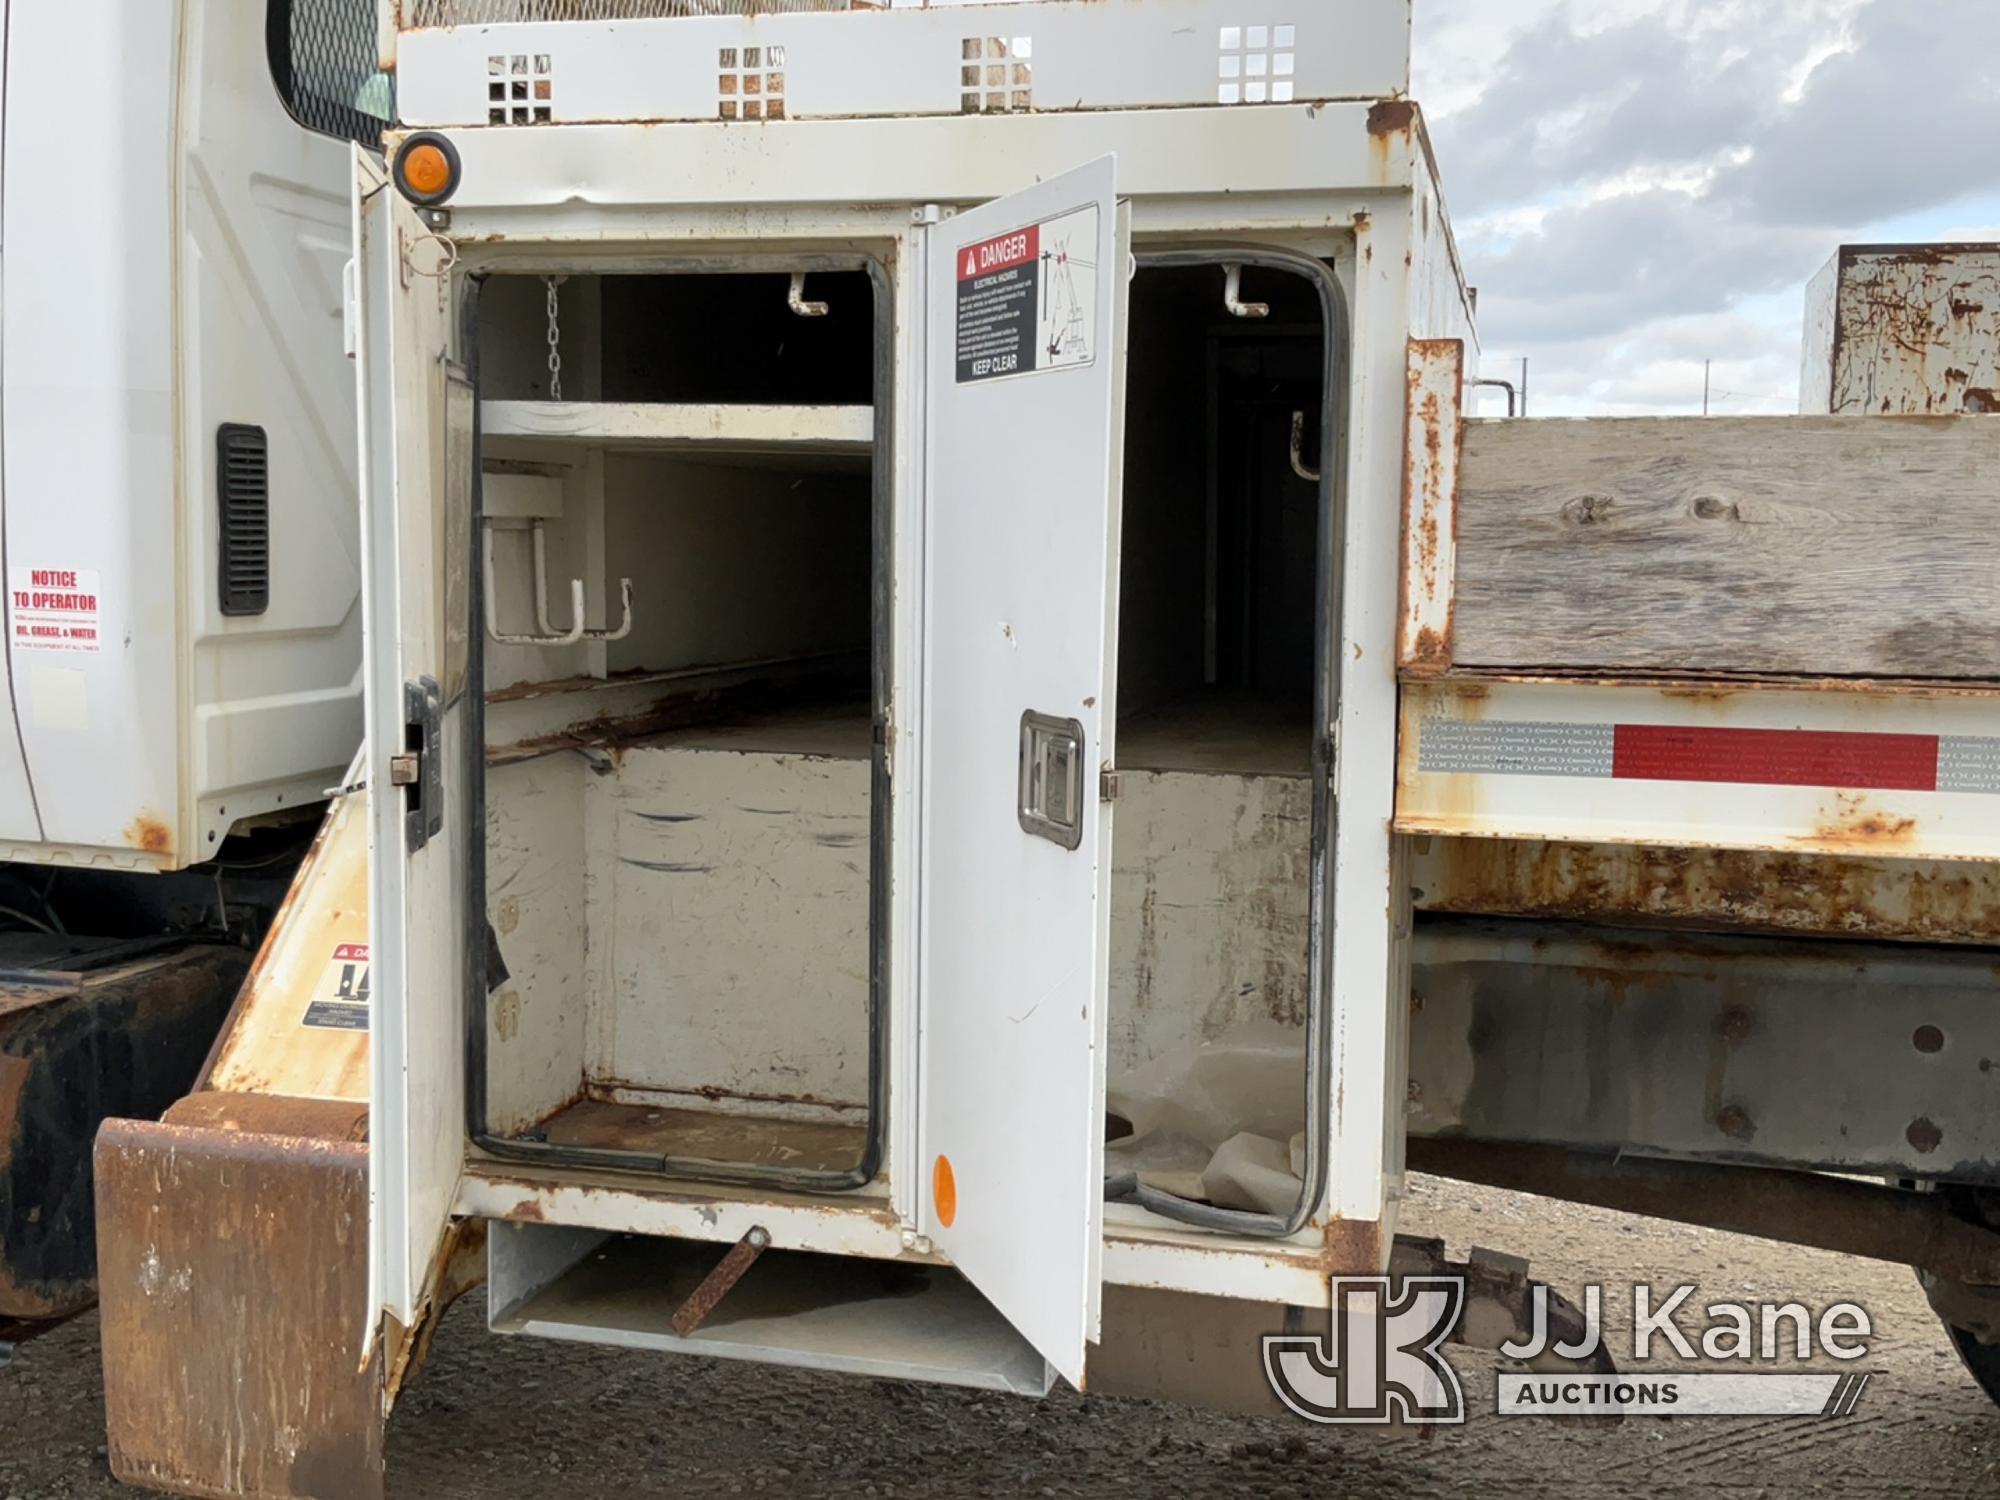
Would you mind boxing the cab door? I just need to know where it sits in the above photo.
[352,149,471,1340]
[918,157,1129,1388]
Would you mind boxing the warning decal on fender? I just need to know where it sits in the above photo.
[10,567,101,653]
[302,942,371,1031]
[956,203,1100,384]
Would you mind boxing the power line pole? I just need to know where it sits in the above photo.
[1703,359,1712,417]
[1520,357,1530,418]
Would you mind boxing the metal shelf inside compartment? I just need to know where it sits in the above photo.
[481,400,873,468]
[488,1222,1053,1397]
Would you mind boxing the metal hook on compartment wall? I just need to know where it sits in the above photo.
[482,519,634,646]
[1289,411,1322,483]
[1223,263,1269,320]
[787,272,829,318]
[529,523,635,642]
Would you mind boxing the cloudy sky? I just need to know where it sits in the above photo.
[1411,0,2000,416]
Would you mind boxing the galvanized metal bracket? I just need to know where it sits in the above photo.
[670,1225,771,1338]
[401,675,444,853]
[786,272,829,318]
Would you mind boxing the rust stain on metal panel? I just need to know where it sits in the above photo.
[0,1052,62,1321]
[476,1166,905,1233]
[1399,341,1464,676]
[194,792,341,1090]
[1803,792,1921,852]
[163,1089,369,1142]
[1320,1215,1385,1276]
[1414,836,2000,943]
[95,1117,383,1500]
[1366,99,1417,185]
[537,1094,868,1176]
[123,813,172,856]
[387,1219,489,1411]
[2,947,247,1322]
[1826,247,2000,415]
[206,789,371,1102]
[1367,99,1418,136]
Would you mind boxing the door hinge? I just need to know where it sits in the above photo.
[1099,767,1122,803]
[401,676,444,853]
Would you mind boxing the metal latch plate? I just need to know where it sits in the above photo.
[1018,711,1086,851]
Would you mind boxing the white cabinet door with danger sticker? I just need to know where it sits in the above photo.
[954,203,1101,385]
[920,156,1129,1390]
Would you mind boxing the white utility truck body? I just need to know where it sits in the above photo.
[356,0,1456,1389]
[89,5,2000,1497]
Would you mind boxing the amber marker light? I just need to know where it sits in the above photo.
[393,133,461,207]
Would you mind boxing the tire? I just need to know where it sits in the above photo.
[1942,1320,2000,1408]
[1921,1185,2000,1410]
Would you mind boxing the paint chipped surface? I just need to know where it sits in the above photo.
[1398,339,1463,676]
[1814,245,2000,416]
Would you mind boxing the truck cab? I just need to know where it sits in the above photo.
[0,0,381,1341]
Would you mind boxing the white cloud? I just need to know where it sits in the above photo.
[1416,0,2000,415]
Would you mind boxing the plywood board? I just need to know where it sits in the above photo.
[1452,416,2000,679]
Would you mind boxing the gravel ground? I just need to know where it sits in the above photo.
[5,1174,1999,1498]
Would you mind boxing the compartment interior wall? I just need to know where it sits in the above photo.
[1104,263,1328,1176]
[474,262,1332,1194]
[476,268,879,1144]
[601,455,870,678]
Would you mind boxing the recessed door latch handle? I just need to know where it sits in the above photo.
[1019,711,1086,850]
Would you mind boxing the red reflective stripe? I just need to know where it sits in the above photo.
[1611,725,1940,792]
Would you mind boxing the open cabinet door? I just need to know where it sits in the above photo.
[353,150,472,1340]
[919,157,1128,1388]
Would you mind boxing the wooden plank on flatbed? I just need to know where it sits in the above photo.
[1450,415,2000,679]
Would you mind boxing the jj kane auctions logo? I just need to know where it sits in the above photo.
[1264,1278,1875,1422]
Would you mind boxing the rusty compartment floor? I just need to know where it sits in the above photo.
[539,1097,869,1175]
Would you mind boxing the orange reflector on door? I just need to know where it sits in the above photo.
[932,1154,958,1228]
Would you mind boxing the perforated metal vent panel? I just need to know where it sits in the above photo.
[408,0,851,23]
[217,425,270,617]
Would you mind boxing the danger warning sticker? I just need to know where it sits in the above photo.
[955,203,1100,384]
[302,942,371,1032]
[10,567,101,653]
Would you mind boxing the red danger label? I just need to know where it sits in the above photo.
[959,225,1039,281]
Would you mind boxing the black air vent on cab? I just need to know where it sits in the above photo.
[217,424,270,616]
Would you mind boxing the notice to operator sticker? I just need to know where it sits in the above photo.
[302,943,371,1032]
[955,202,1100,383]
[10,566,101,653]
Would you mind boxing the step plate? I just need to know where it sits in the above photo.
[490,1221,1052,1397]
